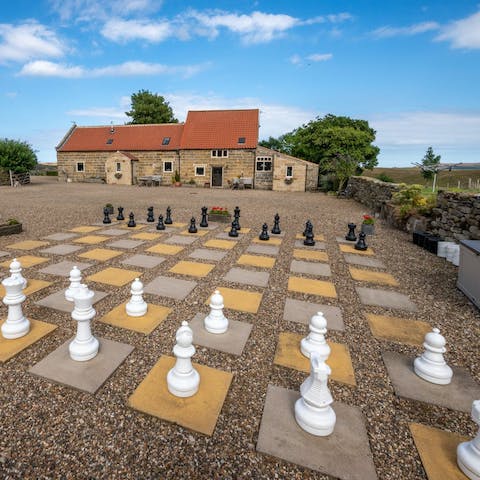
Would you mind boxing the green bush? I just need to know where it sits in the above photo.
[392,184,432,217]
[46,170,58,176]
[376,173,394,183]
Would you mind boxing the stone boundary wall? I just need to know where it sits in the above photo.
[345,176,400,211]
[0,169,10,185]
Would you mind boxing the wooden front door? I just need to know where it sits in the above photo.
[211,166,223,187]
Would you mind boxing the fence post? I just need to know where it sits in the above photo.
[9,170,13,187]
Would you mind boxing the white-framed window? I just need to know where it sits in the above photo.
[211,149,228,158]
[256,156,272,172]
[194,165,206,176]
[286,166,293,178]
[76,162,85,172]
[116,162,121,172]
[163,161,173,172]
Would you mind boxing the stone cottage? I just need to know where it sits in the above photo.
[56,109,318,192]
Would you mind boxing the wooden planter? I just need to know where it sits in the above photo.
[0,223,22,236]
[209,214,232,223]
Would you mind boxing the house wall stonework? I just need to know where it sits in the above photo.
[105,152,133,185]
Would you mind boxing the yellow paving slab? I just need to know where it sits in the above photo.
[130,232,163,241]
[69,226,101,233]
[0,319,57,362]
[6,240,49,251]
[365,313,431,346]
[87,267,141,287]
[206,287,263,314]
[180,229,210,237]
[78,248,123,262]
[288,276,337,298]
[99,302,172,335]
[0,279,52,298]
[73,235,110,245]
[349,267,399,287]
[0,255,49,269]
[296,233,325,241]
[274,331,356,386]
[292,249,328,262]
[121,224,147,230]
[169,261,215,278]
[224,227,251,233]
[128,355,233,436]
[410,423,469,480]
[146,243,184,255]
[339,244,375,256]
[237,254,275,269]
[204,239,236,250]
[252,237,282,246]
[170,222,188,228]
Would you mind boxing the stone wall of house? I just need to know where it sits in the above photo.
[105,153,133,185]
[346,176,400,211]
[305,162,319,191]
[272,153,313,192]
[254,146,273,190]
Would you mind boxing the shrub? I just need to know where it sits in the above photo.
[6,218,20,225]
[46,170,58,176]
[392,184,433,217]
[376,172,394,183]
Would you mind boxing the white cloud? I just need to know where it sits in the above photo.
[371,21,439,38]
[101,18,173,43]
[289,54,302,65]
[436,10,480,49]
[307,53,333,62]
[68,107,128,120]
[0,21,65,63]
[19,60,83,77]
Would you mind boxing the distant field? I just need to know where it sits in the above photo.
[363,167,480,189]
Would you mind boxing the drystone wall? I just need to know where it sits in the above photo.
[345,176,400,211]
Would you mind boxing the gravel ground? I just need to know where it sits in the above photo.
[0,177,479,480]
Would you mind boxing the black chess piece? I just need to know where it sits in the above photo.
[188,217,197,234]
[259,223,270,241]
[354,232,368,251]
[271,213,281,235]
[304,225,315,246]
[103,207,112,224]
[156,214,165,230]
[147,206,155,222]
[345,223,357,242]
[228,221,239,237]
[303,220,312,237]
[164,206,173,225]
[116,207,124,221]
[127,212,136,228]
[233,206,241,230]
[200,206,208,228]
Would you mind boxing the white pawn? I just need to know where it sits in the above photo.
[167,321,200,398]
[295,351,336,436]
[204,290,229,334]
[65,266,82,302]
[457,400,480,480]
[300,311,330,360]
[126,278,148,317]
[414,327,453,385]
[1,275,30,339]
[69,284,99,361]
[9,258,27,289]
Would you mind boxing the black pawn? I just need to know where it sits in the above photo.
[127,212,136,228]
[116,207,124,221]
[164,206,173,225]
[303,220,312,237]
[259,223,270,241]
[200,206,208,228]
[147,206,155,222]
[188,217,197,234]
[355,232,368,251]
[103,207,111,224]
[156,214,165,231]
[304,225,315,246]
[271,213,281,235]
[345,223,357,242]
[228,221,239,237]
[233,206,241,230]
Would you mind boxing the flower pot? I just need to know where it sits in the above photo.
[209,213,232,223]
[361,223,375,235]
[0,223,23,236]
[105,206,114,214]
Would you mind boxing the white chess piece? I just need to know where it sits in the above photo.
[9,258,27,289]
[69,284,99,361]
[300,311,330,360]
[457,400,480,480]
[204,290,229,334]
[167,321,200,398]
[1,275,30,339]
[414,327,453,385]
[126,278,148,317]
[65,266,82,302]
[294,351,336,436]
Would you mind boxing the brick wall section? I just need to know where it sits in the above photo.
[346,176,400,211]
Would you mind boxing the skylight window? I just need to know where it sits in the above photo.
[106,138,113,144]
[162,137,171,145]
[238,137,246,144]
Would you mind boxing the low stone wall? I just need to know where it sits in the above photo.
[345,176,400,211]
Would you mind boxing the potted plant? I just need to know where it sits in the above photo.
[361,214,375,235]
[284,177,293,185]
[172,170,181,187]
[208,206,232,223]
[114,172,122,179]
[105,203,114,214]
[0,218,23,236]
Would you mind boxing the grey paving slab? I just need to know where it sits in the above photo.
[356,287,417,312]
[40,244,84,256]
[36,289,108,313]
[294,240,326,250]
[382,351,480,413]
[336,236,358,244]
[29,337,134,394]
[189,312,253,356]
[215,232,242,240]
[290,260,331,277]
[107,239,145,249]
[199,224,219,230]
[246,244,279,256]
[344,254,386,269]
[283,298,344,331]
[96,228,129,236]
[224,267,270,287]
[189,248,227,261]
[121,254,166,269]
[39,260,93,277]
[164,235,197,245]
[144,275,197,300]
[43,233,79,241]
[0,251,10,258]
[257,385,377,480]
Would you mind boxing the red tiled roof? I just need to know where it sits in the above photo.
[57,124,183,152]
[180,109,259,149]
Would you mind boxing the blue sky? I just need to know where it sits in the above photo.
[1,0,479,166]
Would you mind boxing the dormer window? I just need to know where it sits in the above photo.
[162,137,171,145]
[106,138,113,144]
[238,137,246,144]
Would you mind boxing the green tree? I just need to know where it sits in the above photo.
[125,89,178,124]
[0,138,37,173]
[421,147,441,180]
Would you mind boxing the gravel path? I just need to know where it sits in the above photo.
[0,177,479,479]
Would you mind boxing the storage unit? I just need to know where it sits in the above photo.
[457,240,480,309]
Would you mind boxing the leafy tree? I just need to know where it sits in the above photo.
[125,89,178,124]
[0,138,37,173]
[421,147,441,180]
[259,135,289,151]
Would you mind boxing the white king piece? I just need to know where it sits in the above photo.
[204,289,229,334]
[457,400,480,480]
[1,274,30,339]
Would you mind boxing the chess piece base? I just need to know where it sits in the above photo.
[1,317,30,339]
[294,397,336,436]
[167,368,200,398]
[457,441,480,480]
[69,336,99,362]
[413,356,453,385]
[204,315,229,334]
[126,301,148,317]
